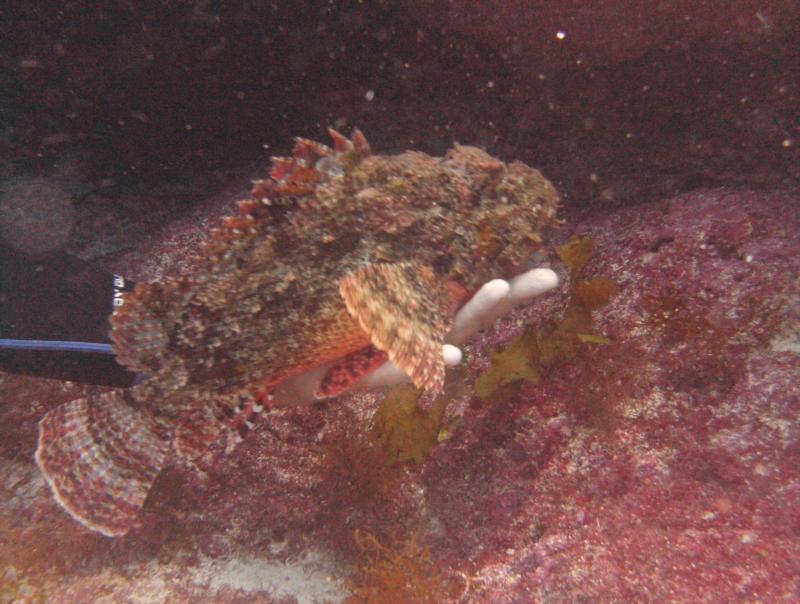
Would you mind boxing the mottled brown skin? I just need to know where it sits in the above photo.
[36,130,560,537]
[111,131,559,421]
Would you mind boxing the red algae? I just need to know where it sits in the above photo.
[345,530,461,604]
[3,186,800,601]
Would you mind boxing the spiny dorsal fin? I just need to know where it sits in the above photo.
[251,129,370,199]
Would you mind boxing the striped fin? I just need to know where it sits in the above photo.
[35,391,170,537]
[173,393,266,462]
[339,262,450,394]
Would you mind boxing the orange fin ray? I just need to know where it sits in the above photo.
[315,346,389,398]
[339,262,450,393]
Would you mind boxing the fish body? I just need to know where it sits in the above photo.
[36,130,559,536]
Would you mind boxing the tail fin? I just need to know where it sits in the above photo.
[35,391,170,537]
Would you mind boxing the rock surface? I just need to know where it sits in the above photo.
[2,188,798,602]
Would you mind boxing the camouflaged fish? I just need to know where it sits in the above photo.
[35,130,559,536]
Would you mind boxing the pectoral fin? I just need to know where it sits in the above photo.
[316,345,389,398]
[339,262,450,393]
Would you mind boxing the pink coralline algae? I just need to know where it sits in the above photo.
[1,187,799,602]
[421,189,800,601]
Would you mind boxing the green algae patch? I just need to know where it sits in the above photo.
[475,327,541,398]
[372,386,449,464]
[575,277,618,308]
[557,233,595,276]
[576,333,613,345]
[476,235,619,399]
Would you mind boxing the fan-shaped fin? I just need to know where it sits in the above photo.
[339,262,450,393]
[35,391,170,537]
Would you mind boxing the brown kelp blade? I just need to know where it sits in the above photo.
[36,391,170,537]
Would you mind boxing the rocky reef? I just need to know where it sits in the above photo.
[2,187,798,602]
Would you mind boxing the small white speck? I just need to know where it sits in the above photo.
[487,80,494,88]
[740,531,758,544]
[443,344,462,366]
[781,138,794,148]
[365,89,375,101]
[185,123,193,131]
[701,511,717,520]
[555,31,566,40]
[745,254,754,263]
